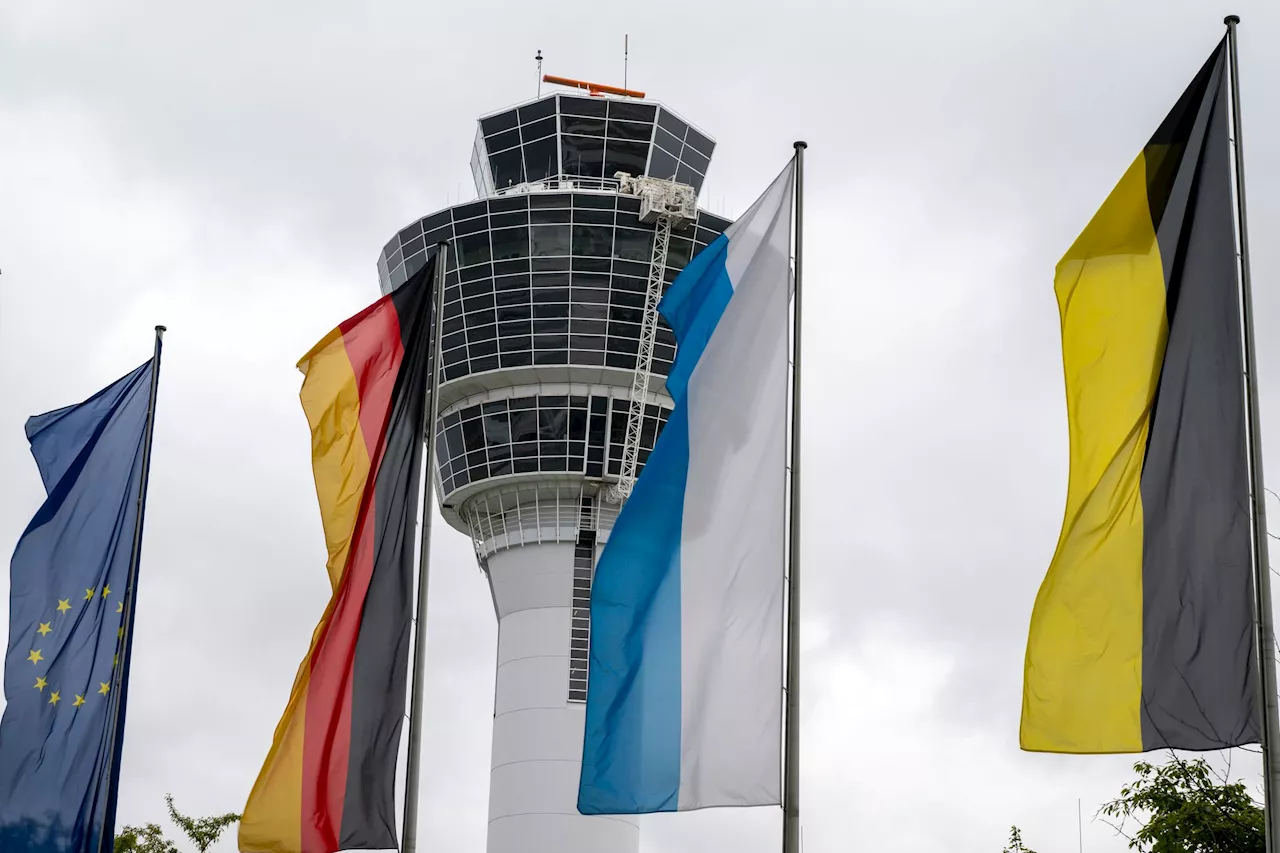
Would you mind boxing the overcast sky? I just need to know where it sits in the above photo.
[4,1,1280,851]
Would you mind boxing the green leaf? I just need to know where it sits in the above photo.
[165,794,242,853]
[1099,757,1263,853]
[113,823,179,853]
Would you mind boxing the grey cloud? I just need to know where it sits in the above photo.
[5,1,1280,851]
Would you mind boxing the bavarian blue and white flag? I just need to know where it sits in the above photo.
[578,162,794,814]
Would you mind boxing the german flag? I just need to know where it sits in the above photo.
[1021,39,1258,753]
[239,256,436,853]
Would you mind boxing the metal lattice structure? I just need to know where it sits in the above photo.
[567,495,597,702]
[608,173,697,502]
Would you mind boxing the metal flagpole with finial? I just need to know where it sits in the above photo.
[782,140,806,853]
[97,324,166,853]
[1224,15,1280,853]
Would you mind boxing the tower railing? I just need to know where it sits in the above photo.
[463,484,623,562]
[489,174,624,198]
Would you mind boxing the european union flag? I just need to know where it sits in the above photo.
[0,361,155,853]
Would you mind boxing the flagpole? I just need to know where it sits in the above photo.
[782,141,806,853]
[402,245,448,853]
[98,324,166,853]
[1224,16,1280,852]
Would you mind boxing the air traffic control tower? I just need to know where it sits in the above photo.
[377,77,731,853]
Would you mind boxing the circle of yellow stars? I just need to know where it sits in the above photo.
[28,584,124,711]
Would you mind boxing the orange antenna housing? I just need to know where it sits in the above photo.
[541,74,645,99]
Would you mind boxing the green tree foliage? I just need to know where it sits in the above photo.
[1100,758,1264,852]
[1002,825,1037,853]
[113,823,178,853]
[164,794,240,853]
[113,795,239,853]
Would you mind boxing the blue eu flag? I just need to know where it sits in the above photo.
[0,361,155,853]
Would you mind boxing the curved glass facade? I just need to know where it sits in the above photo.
[378,192,732,382]
[467,94,715,197]
[434,392,669,504]
[380,94,730,540]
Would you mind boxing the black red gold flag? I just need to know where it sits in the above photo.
[240,257,435,852]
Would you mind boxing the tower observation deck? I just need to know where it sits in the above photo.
[377,87,730,853]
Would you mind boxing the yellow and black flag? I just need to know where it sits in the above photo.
[1022,38,1259,753]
